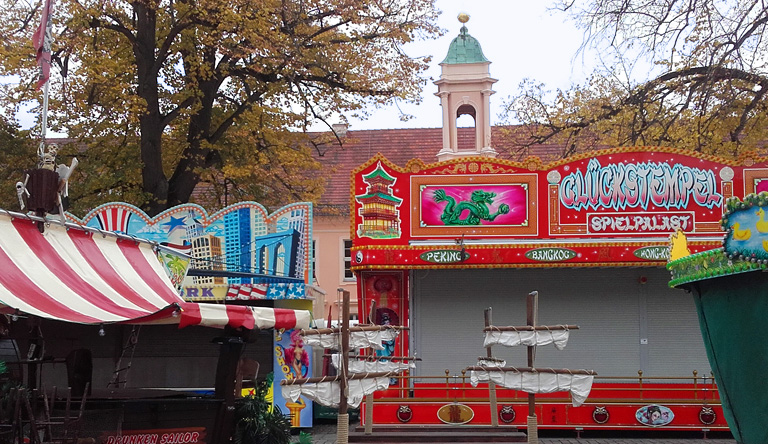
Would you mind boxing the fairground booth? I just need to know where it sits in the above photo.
[340,17,763,434]
[349,146,768,432]
[0,198,316,443]
[4,0,320,438]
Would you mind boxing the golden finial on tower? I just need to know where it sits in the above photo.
[458,12,470,24]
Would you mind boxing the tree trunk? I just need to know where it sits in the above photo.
[167,49,220,207]
[134,3,169,216]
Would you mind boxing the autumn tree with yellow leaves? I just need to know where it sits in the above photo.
[500,0,768,160]
[0,0,440,215]
[0,120,33,211]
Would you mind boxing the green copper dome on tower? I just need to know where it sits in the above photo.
[441,13,489,64]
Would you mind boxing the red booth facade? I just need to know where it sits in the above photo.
[349,147,768,432]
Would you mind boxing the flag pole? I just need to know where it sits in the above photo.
[25,0,66,231]
[38,80,50,160]
[34,0,54,161]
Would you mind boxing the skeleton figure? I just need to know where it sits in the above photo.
[53,157,78,224]
[39,144,58,170]
[15,175,30,210]
[56,157,78,198]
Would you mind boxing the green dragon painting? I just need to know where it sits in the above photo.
[433,189,510,225]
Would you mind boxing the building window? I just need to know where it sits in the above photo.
[343,239,355,281]
[275,244,286,276]
[260,246,269,274]
[312,240,317,282]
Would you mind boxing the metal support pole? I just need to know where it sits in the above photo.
[38,81,50,160]
[364,299,376,435]
[527,291,539,444]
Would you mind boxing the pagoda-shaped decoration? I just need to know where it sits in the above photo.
[466,291,596,444]
[355,162,402,239]
[435,13,498,161]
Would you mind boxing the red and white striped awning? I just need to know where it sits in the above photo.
[0,212,310,330]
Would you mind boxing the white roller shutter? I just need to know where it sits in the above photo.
[411,267,709,379]
[645,274,710,377]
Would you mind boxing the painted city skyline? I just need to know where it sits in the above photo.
[68,201,313,294]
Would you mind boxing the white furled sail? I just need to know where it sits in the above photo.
[484,328,570,350]
[281,375,392,409]
[476,357,506,367]
[302,328,400,350]
[332,354,414,373]
[469,368,595,407]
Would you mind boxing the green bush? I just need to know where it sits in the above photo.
[233,379,291,444]
[297,431,312,444]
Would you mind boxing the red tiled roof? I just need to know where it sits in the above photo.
[312,126,570,210]
[50,127,574,212]
[312,127,440,209]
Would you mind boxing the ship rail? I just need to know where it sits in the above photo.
[372,369,719,403]
[358,369,726,431]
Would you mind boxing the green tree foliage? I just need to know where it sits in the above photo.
[0,118,35,211]
[500,0,768,159]
[0,0,440,216]
[233,380,291,444]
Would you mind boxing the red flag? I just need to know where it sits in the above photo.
[32,0,53,90]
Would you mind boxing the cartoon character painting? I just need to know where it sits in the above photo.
[284,330,309,378]
[274,329,312,427]
[636,404,674,427]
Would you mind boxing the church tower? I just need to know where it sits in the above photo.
[435,13,498,162]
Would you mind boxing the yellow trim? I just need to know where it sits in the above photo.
[351,241,720,251]
[352,262,670,271]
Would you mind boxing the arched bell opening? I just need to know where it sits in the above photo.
[456,104,477,151]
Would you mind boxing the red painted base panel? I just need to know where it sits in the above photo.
[362,382,727,431]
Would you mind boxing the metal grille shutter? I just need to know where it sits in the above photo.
[411,267,709,379]
[645,273,710,377]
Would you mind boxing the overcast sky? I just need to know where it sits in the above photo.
[23,1,615,135]
[347,0,606,130]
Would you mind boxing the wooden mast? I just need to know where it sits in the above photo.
[485,307,499,427]
[337,289,351,444]
[468,291,594,440]
[280,288,394,440]
[280,289,409,440]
